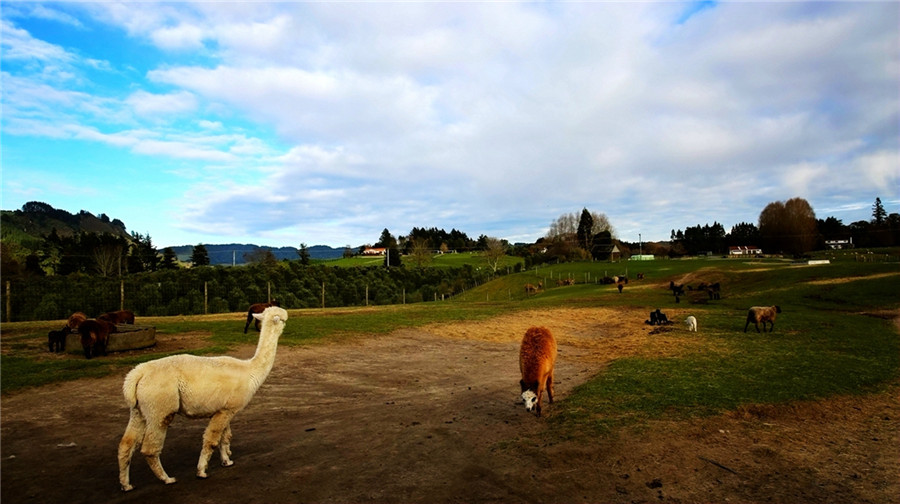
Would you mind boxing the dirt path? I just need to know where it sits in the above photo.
[2,308,897,503]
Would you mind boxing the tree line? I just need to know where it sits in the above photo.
[656,197,899,257]
[2,260,496,322]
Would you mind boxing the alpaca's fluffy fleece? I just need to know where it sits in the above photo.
[66,311,87,332]
[518,326,557,417]
[685,315,697,332]
[744,305,782,333]
[118,306,288,492]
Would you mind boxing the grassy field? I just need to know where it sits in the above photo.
[3,252,898,434]
[319,250,525,270]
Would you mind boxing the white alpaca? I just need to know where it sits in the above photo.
[117,306,288,492]
[685,315,697,332]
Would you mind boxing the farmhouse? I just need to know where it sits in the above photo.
[825,238,853,249]
[729,245,763,256]
[362,247,387,256]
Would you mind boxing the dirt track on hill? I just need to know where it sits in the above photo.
[2,307,898,503]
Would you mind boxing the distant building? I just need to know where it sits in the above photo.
[729,246,763,256]
[362,247,387,256]
[825,238,853,250]
[630,254,655,261]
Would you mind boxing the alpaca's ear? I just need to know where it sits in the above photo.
[252,312,264,321]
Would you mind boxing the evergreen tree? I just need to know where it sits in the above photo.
[161,247,178,269]
[191,244,210,266]
[872,197,887,225]
[576,208,594,252]
[298,243,311,265]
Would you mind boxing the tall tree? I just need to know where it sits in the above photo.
[728,222,760,247]
[872,197,887,225]
[298,243,311,266]
[759,197,817,256]
[161,247,179,270]
[376,228,397,248]
[576,208,594,252]
[191,244,210,266]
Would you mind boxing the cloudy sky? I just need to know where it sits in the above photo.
[2,1,898,249]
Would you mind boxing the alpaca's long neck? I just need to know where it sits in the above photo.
[248,321,282,382]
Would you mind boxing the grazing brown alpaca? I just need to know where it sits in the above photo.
[744,305,782,333]
[66,311,87,332]
[79,319,115,359]
[518,326,557,417]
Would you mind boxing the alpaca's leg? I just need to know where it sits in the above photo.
[118,409,147,492]
[535,386,544,417]
[546,373,554,404]
[197,411,235,478]
[141,414,177,485]
[219,422,234,467]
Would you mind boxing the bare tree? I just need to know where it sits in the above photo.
[482,237,508,273]
[548,210,617,243]
[94,243,123,277]
[408,237,433,267]
[590,211,616,239]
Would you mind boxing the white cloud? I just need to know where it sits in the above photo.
[151,23,206,50]
[0,19,75,64]
[127,90,198,117]
[3,2,898,247]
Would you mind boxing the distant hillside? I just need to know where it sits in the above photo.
[1,201,130,246]
[170,244,345,265]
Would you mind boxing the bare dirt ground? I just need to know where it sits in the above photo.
[2,307,898,503]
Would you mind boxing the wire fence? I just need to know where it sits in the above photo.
[2,265,491,323]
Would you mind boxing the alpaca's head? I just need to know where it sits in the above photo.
[521,390,538,412]
[252,306,289,326]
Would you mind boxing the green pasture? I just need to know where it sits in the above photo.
[2,252,898,436]
[319,251,524,270]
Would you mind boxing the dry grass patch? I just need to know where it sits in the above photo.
[422,307,730,364]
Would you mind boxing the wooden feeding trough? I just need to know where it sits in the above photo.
[66,325,157,354]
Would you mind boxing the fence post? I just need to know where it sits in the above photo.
[366,285,369,306]
[120,280,125,311]
[267,282,272,303]
[204,282,209,315]
[5,281,10,323]
[321,282,325,309]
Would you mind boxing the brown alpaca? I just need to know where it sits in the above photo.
[79,319,115,359]
[744,305,782,333]
[66,311,87,332]
[244,300,280,333]
[518,326,557,417]
[98,309,136,325]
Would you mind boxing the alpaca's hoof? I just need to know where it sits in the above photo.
[197,471,208,479]
[121,484,134,492]
[222,460,234,467]
[165,477,177,485]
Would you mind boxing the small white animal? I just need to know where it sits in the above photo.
[685,315,697,332]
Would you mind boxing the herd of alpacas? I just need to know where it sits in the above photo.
[44,282,782,491]
[48,309,135,359]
